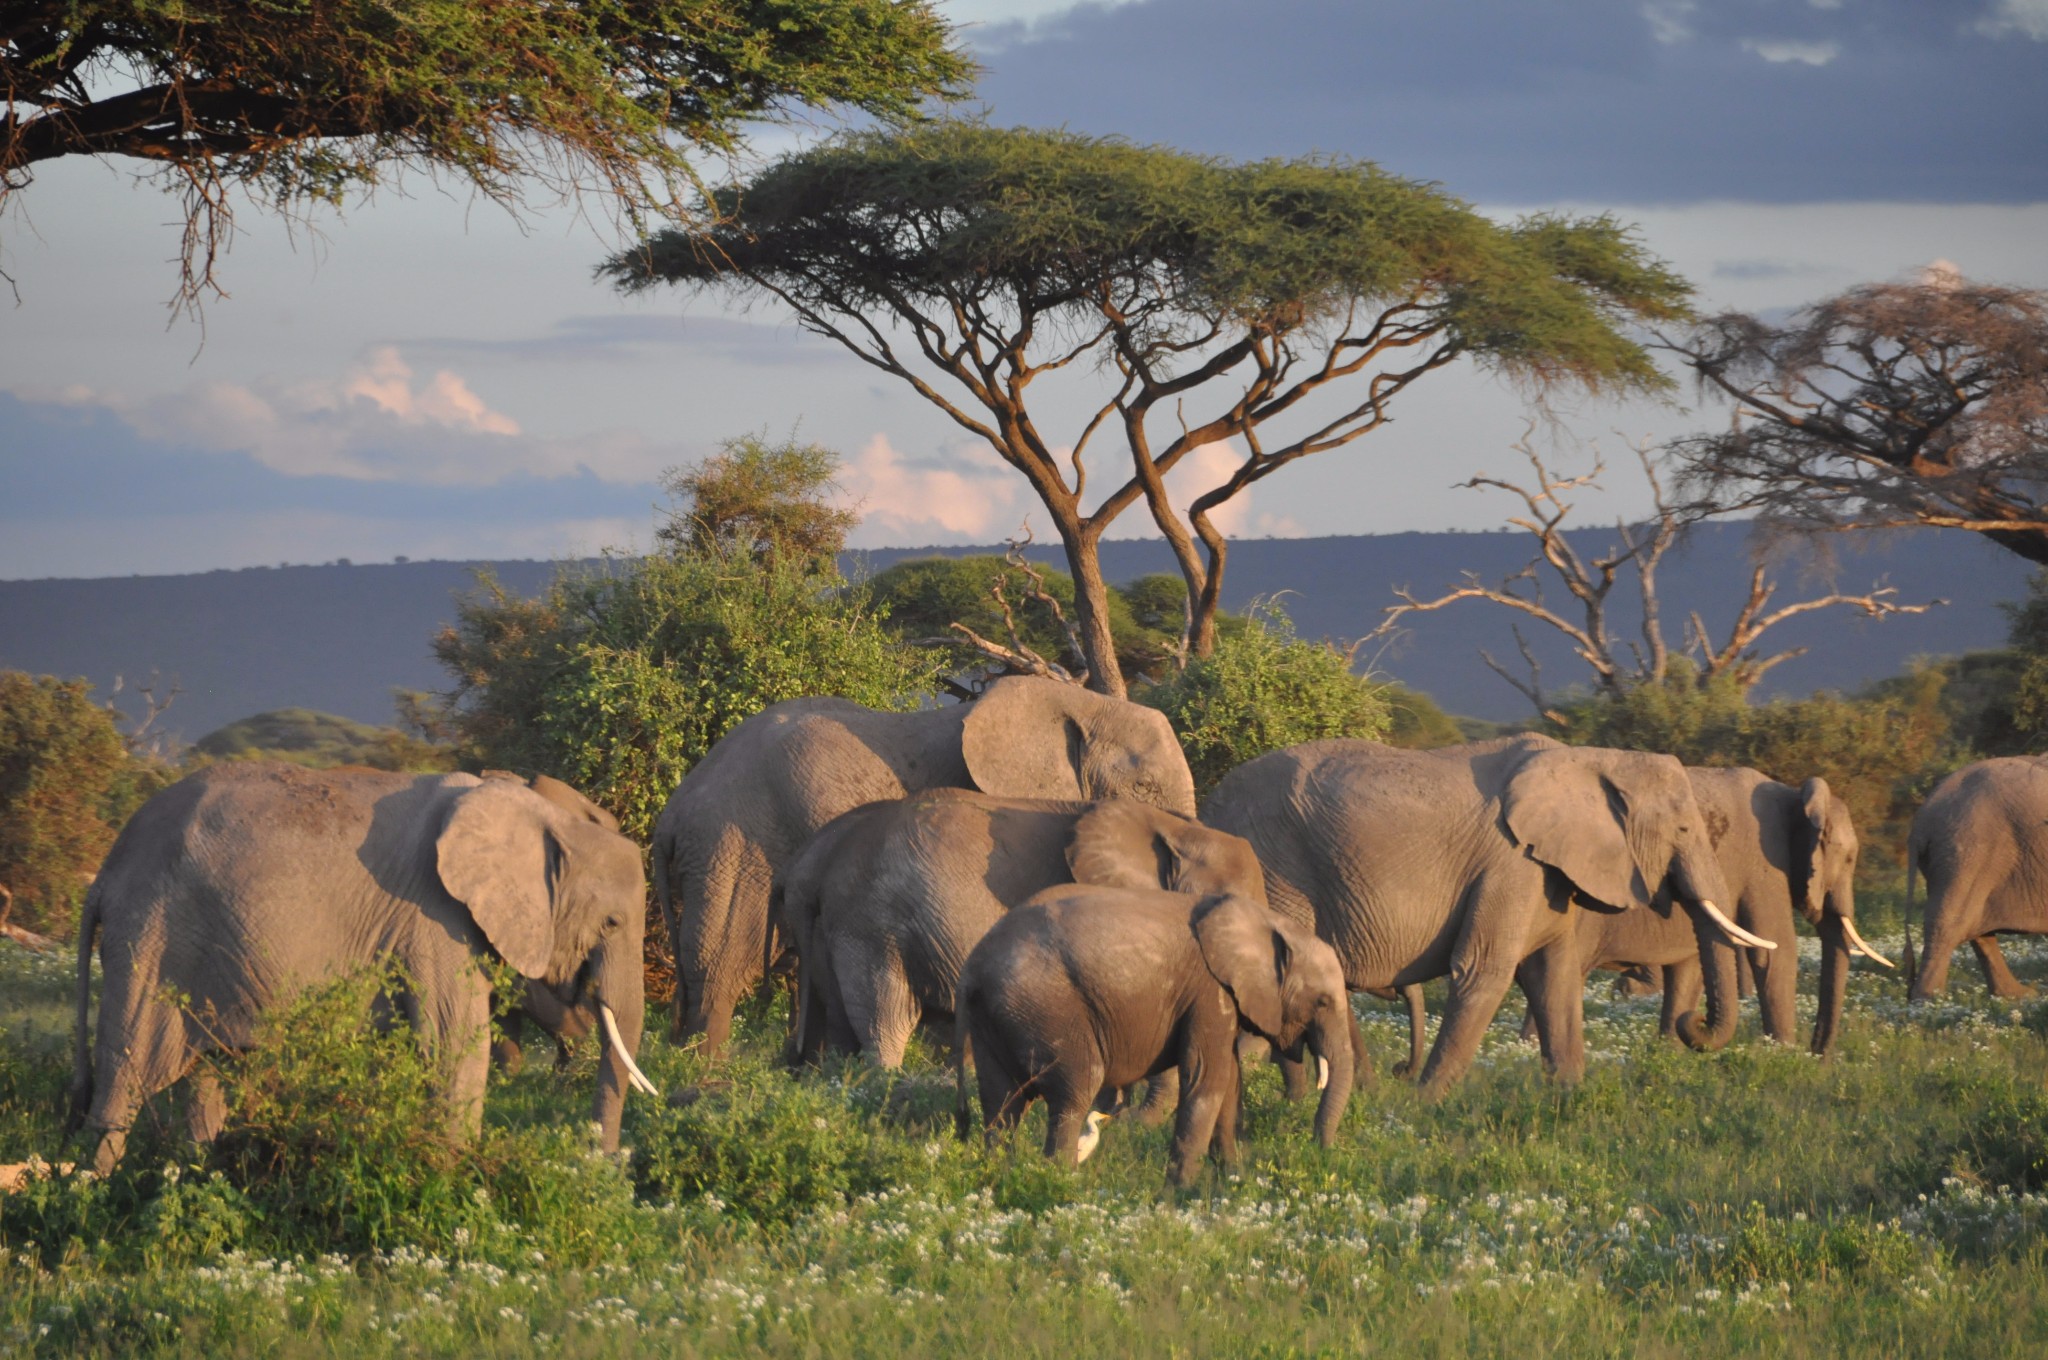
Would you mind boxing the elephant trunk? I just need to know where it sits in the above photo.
[1308,1011,1353,1147]
[1811,912,1850,1057]
[590,930,648,1153]
[1675,902,1741,1052]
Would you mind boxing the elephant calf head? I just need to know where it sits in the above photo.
[1064,798,1268,905]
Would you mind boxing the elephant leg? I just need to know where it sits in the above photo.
[1735,948,1756,1000]
[1393,985,1428,1078]
[1913,866,1992,1000]
[1210,1057,1243,1170]
[1349,1001,1375,1087]
[836,940,916,1068]
[1042,1060,1107,1168]
[1131,1071,1179,1126]
[1168,1051,1232,1186]
[1517,941,1587,1085]
[185,1065,227,1148]
[1973,936,2039,1000]
[1755,938,1800,1044]
[1660,959,1701,1040]
[1416,878,1530,1100]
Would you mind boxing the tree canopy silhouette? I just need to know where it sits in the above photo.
[605,123,1692,694]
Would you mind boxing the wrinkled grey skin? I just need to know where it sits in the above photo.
[954,887,1352,1185]
[1909,755,2048,1001]
[779,793,1268,1068]
[652,676,1197,1054]
[1203,735,1738,1098]
[68,764,648,1173]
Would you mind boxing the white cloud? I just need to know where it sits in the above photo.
[839,435,1025,545]
[1642,1,1697,45]
[1976,0,2048,40]
[58,348,678,487]
[1742,38,1841,65]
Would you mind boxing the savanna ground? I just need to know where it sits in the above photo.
[3,892,2047,1358]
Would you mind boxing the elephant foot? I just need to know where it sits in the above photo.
[490,1037,526,1075]
[1989,980,2040,1002]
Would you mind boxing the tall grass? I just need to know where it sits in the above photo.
[3,933,2047,1357]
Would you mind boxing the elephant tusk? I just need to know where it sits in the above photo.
[599,1004,660,1098]
[1316,1056,1330,1091]
[1700,900,1778,951]
[1840,917,1897,969]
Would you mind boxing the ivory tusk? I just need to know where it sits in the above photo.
[1840,918,1897,969]
[1316,1056,1331,1091]
[1700,900,1778,951]
[599,1004,660,1097]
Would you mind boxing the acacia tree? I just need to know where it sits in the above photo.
[2,0,968,308]
[1369,436,1939,724]
[1669,275,2048,565]
[602,123,1693,696]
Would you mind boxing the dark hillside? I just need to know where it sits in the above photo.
[0,526,2030,740]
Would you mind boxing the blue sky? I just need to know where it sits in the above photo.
[2,0,2044,578]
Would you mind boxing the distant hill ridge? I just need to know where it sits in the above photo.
[0,526,2030,740]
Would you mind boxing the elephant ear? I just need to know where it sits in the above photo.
[1799,776,1834,911]
[525,773,620,833]
[1191,894,1286,1040]
[1501,748,1652,911]
[1066,799,1180,889]
[960,678,1087,799]
[437,780,557,979]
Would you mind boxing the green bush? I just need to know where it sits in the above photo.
[187,707,456,773]
[435,550,942,841]
[1138,602,1390,797]
[0,672,168,938]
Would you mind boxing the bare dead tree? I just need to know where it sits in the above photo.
[910,526,1090,691]
[1366,433,1942,719]
[106,672,182,760]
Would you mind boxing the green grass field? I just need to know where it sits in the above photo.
[5,913,2047,1358]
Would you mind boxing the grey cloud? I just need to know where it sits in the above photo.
[971,0,2048,203]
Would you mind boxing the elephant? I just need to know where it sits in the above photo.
[778,792,1269,1068]
[67,764,655,1174]
[651,675,1197,1054]
[1907,755,2048,1000]
[1202,734,1769,1098]
[953,886,1353,1185]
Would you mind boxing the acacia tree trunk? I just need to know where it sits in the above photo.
[1061,525,1127,698]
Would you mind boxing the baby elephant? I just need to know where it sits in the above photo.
[954,886,1352,1185]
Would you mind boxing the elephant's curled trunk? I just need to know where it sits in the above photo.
[1676,903,1741,1052]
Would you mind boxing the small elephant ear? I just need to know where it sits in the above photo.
[960,677,1087,799]
[1501,748,1651,911]
[525,773,620,833]
[1799,776,1834,909]
[1066,799,1180,890]
[437,780,556,979]
[1191,894,1286,1040]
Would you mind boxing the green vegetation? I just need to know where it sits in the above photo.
[1136,602,1390,797]
[0,674,172,939]
[7,933,2048,1356]
[606,122,1691,691]
[189,709,455,774]
[3,0,970,308]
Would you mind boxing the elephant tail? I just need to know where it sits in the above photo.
[66,884,102,1133]
[1902,847,1918,996]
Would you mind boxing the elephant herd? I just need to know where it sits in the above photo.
[59,675,2048,1185]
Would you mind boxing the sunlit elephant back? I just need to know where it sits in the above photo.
[68,764,651,1174]
[651,676,1197,1054]
[1203,733,1748,1097]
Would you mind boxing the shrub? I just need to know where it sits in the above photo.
[435,549,942,842]
[0,673,150,937]
[1138,601,1390,797]
[187,707,456,773]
